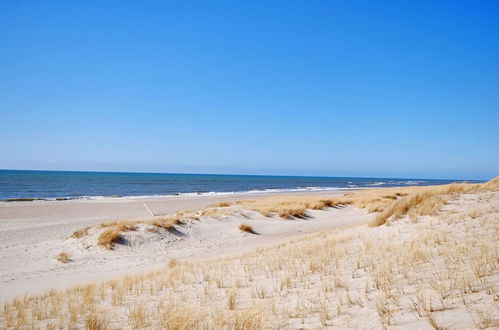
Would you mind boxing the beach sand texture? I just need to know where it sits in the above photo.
[0,179,497,329]
[0,191,350,302]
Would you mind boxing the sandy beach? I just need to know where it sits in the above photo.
[0,190,358,303]
[1,180,498,329]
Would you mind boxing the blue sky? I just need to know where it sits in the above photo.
[0,1,498,180]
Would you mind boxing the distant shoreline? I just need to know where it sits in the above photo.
[1,186,364,202]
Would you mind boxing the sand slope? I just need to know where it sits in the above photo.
[0,192,366,303]
[1,188,497,329]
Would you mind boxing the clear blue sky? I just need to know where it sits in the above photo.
[1,1,498,180]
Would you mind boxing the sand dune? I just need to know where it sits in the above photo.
[0,180,498,329]
[0,190,355,303]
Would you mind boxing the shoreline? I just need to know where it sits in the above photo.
[0,186,363,203]
[0,189,352,222]
[2,169,479,202]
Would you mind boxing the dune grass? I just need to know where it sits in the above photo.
[100,220,137,231]
[75,196,351,249]
[368,180,497,227]
[73,177,498,251]
[234,196,348,218]
[2,183,497,329]
[97,228,122,249]
[210,202,231,208]
[78,216,185,249]
[151,217,183,230]
[369,190,446,227]
[56,252,71,263]
[71,227,89,239]
[238,223,256,234]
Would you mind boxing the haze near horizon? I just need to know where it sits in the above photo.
[1,1,498,180]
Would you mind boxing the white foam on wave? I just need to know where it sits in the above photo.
[367,182,385,186]
[122,186,359,199]
[49,186,368,201]
[6,181,434,202]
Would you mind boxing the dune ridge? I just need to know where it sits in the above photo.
[0,178,497,329]
[73,178,497,251]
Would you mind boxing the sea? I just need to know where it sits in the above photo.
[0,170,481,201]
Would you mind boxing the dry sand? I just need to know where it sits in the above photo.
[0,190,363,303]
[1,186,497,329]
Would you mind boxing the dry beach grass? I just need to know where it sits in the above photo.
[1,178,497,328]
[56,252,71,264]
[238,223,256,234]
[76,178,498,250]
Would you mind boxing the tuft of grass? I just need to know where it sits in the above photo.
[85,312,109,330]
[467,208,480,219]
[227,290,237,310]
[369,191,443,227]
[236,197,348,219]
[100,221,137,231]
[481,176,499,190]
[239,223,256,234]
[159,305,201,329]
[369,177,499,227]
[98,228,122,250]
[151,218,180,231]
[71,227,89,239]
[210,202,231,207]
[56,252,71,263]
[96,221,140,249]
[168,258,178,269]
[116,223,136,232]
[130,302,147,328]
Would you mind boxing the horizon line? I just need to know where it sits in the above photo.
[0,168,484,183]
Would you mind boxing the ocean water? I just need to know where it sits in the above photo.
[0,170,479,201]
